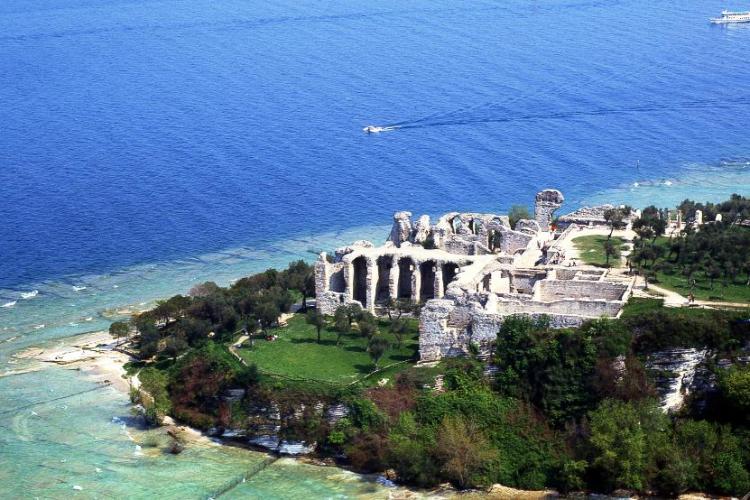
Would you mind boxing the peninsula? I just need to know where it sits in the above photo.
[24,190,750,498]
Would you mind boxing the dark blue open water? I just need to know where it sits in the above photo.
[0,2,749,496]
[2,0,749,292]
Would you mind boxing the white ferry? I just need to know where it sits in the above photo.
[710,10,750,23]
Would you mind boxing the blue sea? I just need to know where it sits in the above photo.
[1,0,749,497]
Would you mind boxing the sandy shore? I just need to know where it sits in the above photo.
[15,330,134,392]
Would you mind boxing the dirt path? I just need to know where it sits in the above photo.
[635,281,750,309]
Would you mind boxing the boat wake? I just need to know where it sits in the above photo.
[375,95,750,132]
[1,301,16,308]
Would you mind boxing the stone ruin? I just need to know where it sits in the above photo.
[314,189,634,362]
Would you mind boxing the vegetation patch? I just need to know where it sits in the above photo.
[236,314,419,384]
[572,235,627,267]
[630,197,750,303]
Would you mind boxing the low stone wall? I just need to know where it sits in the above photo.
[535,279,627,302]
[497,297,623,318]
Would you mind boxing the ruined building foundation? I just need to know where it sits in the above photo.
[314,189,634,361]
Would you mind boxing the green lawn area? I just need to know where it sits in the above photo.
[639,237,750,303]
[572,235,628,267]
[650,269,750,303]
[619,297,664,319]
[234,314,420,385]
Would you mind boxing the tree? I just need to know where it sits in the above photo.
[359,314,378,340]
[587,399,669,492]
[633,206,666,243]
[255,301,280,330]
[333,306,351,345]
[188,281,221,298]
[138,322,160,359]
[284,260,315,310]
[508,205,531,229]
[604,206,631,239]
[706,260,722,290]
[344,303,363,326]
[305,309,326,344]
[603,239,621,267]
[718,366,750,423]
[109,321,130,346]
[390,317,409,349]
[164,333,188,362]
[367,336,389,369]
[434,415,495,489]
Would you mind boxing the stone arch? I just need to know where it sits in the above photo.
[451,216,463,234]
[482,273,492,292]
[376,255,392,303]
[420,261,437,300]
[352,256,367,306]
[329,268,345,292]
[397,258,413,299]
[488,229,502,252]
[442,263,459,294]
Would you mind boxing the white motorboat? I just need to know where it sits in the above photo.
[710,10,750,23]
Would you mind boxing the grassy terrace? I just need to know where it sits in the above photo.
[234,314,421,386]
[659,273,750,303]
[572,235,628,267]
[650,268,750,303]
[639,236,750,304]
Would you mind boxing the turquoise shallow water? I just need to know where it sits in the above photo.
[0,366,401,498]
[0,224,401,499]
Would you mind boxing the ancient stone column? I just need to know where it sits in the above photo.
[389,212,413,247]
[365,257,377,313]
[389,258,399,300]
[434,262,444,298]
[314,253,329,296]
[343,261,354,302]
[411,260,421,303]
[534,189,564,230]
[412,214,431,245]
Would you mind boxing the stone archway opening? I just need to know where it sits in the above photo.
[352,256,367,307]
[488,229,502,252]
[451,217,463,234]
[442,263,459,294]
[397,258,413,299]
[376,256,392,303]
[420,261,436,300]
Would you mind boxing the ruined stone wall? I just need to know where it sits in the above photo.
[419,297,616,362]
[536,280,627,302]
[314,255,351,315]
[497,297,623,318]
[496,227,534,255]
[552,268,579,280]
[317,291,345,316]
[510,270,547,294]
[443,236,482,255]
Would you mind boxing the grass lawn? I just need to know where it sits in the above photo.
[619,297,665,319]
[235,314,420,385]
[572,235,628,267]
[639,237,750,303]
[650,270,750,303]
